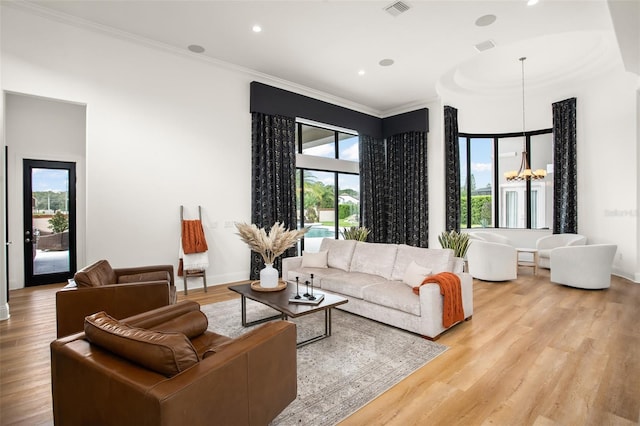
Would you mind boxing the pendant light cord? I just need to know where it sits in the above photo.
[520,56,526,143]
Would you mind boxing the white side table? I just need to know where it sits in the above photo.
[516,248,538,275]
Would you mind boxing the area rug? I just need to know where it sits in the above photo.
[201,299,448,426]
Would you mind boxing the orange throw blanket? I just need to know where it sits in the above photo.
[413,272,464,328]
[181,220,208,254]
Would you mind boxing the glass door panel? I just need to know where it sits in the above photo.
[23,159,76,286]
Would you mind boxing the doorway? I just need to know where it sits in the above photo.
[23,159,76,286]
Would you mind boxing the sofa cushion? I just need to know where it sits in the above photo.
[319,238,357,271]
[362,281,421,316]
[402,261,432,287]
[84,311,199,377]
[349,242,398,279]
[391,245,454,281]
[74,260,117,287]
[284,267,349,288]
[301,250,328,268]
[321,272,386,299]
[118,270,171,284]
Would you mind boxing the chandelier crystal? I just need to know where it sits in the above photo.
[504,57,546,181]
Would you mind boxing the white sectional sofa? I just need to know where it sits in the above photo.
[281,238,473,339]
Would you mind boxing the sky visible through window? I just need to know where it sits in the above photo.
[461,137,492,190]
[471,138,492,189]
[303,136,359,191]
[32,168,68,192]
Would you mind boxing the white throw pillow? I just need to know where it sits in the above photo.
[301,250,328,268]
[402,261,432,287]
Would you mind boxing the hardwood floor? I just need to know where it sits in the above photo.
[1,271,638,425]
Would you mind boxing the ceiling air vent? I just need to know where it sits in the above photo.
[384,1,410,17]
[474,39,496,52]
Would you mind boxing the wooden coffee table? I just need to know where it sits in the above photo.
[228,282,348,348]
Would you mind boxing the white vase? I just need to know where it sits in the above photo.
[260,263,279,288]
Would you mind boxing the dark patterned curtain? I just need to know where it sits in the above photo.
[250,112,297,280]
[360,134,387,243]
[552,98,578,234]
[386,131,429,247]
[444,106,460,232]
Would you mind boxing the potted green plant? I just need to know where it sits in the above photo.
[438,229,470,258]
[340,226,370,241]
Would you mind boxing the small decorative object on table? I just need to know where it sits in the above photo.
[235,222,307,288]
[293,276,301,299]
[289,274,324,304]
[250,280,288,292]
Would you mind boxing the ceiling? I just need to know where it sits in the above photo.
[22,0,623,115]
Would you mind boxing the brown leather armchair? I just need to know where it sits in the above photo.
[51,300,297,426]
[56,259,177,337]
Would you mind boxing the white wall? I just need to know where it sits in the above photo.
[1,6,257,289]
[5,93,87,290]
[440,64,639,281]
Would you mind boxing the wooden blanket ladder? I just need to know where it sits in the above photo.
[180,205,207,295]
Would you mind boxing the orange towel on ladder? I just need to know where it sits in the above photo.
[413,272,464,328]
[181,220,208,254]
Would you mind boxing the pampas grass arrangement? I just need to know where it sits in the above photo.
[235,222,307,264]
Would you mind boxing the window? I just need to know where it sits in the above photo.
[296,120,359,251]
[460,129,552,229]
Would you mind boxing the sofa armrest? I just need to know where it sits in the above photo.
[281,256,303,280]
[55,281,172,338]
[451,257,465,273]
[114,264,175,286]
[417,272,473,338]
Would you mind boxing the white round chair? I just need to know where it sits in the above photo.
[536,233,587,269]
[550,244,617,289]
[466,239,517,282]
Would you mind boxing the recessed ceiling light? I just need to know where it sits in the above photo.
[252,25,262,33]
[379,59,394,67]
[475,14,497,27]
[358,70,365,76]
[527,0,539,5]
[188,44,205,53]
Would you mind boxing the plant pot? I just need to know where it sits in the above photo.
[260,263,279,288]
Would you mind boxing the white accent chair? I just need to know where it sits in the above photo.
[468,231,512,246]
[535,233,587,269]
[466,232,517,281]
[550,244,617,289]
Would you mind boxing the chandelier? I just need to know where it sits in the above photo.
[504,57,546,181]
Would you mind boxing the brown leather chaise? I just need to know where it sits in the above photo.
[56,259,177,337]
[50,300,297,426]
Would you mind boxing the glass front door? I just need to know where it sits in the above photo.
[23,159,76,286]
